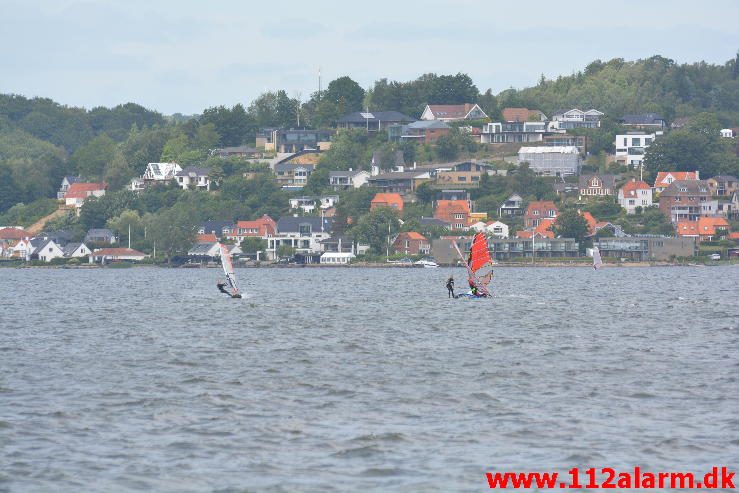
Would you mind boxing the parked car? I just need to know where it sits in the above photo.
[709,253,721,260]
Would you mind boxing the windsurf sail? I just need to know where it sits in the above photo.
[592,246,603,270]
[218,243,241,297]
[452,232,493,297]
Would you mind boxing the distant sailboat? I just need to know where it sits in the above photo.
[218,243,242,298]
[592,246,603,270]
[452,232,493,297]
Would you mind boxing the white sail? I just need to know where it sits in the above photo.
[592,246,603,270]
[218,243,240,296]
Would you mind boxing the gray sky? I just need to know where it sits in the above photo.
[1,0,737,115]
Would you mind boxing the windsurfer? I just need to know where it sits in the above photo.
[216,280,230,295]
[446,276,455,298]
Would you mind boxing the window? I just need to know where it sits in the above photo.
[454,213,465,220]
[458,176,467,182]
[299,224,311,236]
[405,240,410,248]
[623,138,627,146]
[631,138,641,147]
[645,138,652,145]
[629,200,635,205]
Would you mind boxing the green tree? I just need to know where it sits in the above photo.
[106,209,143,247]
[551,209,590,252]
[70,133,117,179]
[349,206,401,255]
[103,151,135,191]
[324,76,366,114]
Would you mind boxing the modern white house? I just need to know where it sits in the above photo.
[63,242,91,258]
[549,109,604,130]
[614,132,657,167]
[469,220,510,238]
[288,195,339,213]
[174,166,210,191]
[266,216,334,260]
[481,121,547,144]
[720,128,735,138]
[130,163,183,191]
[328,170,370,190]
[618,179,653,214]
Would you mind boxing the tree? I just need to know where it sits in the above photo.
[349,207,401,255]
[277,244,296,260]
[324,76,366,114]
[70,133,117,179]
[435,133,459,161]
[106,209,142,247]
[0,166,21,213]
[145,206,199,261]
[551,209,590,253]
[103,151,135,191]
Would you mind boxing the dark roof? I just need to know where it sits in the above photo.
[62,242,84,255]
[578,174,616,188]
[420,217,450,227]
[85,228,114,239]
[64,175,82,184]
[660,180,710,196]
[338,111,414,124]
[215,146,258,153]
[620,113,665,125]
[277,216,333,234]
[369,171,429,181]
[200,220,234,234]
[175,166,209,177]
[274,162,316,173]
[30,237,50,249]
[407,120,451,130]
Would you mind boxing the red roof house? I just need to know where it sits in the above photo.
[434,200,471,230]
[370,193,404,212]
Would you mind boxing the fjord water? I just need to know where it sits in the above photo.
[1,266,737,492]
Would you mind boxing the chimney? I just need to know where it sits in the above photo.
[371,165,379,176]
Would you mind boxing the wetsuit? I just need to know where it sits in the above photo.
[446,278,455,298]
[217,282,230,295]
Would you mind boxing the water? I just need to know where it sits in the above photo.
[1,266,738,492]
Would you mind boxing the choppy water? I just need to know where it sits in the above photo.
[1,266,738,492]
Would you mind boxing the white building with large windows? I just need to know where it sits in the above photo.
[614,132,657,167]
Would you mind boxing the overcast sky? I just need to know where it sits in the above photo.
[1,0,737,115]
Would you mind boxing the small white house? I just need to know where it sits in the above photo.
[175,166,210,191]
[614,132,657,167]
[618,179,653,214]
[11,238,32,260]
[32,239,65,262]
[63,242,91,258]
[320,252,355,264]
[329,170,370,190]
[720,128,735,138]
[470,220,509,238]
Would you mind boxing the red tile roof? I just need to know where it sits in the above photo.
[196,233,218,243]
[235,214,277,236]
[371,193,404,211]
[65,182,106,199]
[729,232,739,240]
[502,107,542,122]
[0,227,30,240]
[524,201,558,218]
[654,171,698,188]
[620,179,651,197]
[676,221,699,236]
[400,231,428,241]
[697,217,729,236]
[434,199,471,224]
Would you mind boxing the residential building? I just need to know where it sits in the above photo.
[62,242,90,258]
[524,201,558,228]
[370,193,404,212]
[579,174,616,197]
[196,233,218,243]
[706,175,738,196]
[654,171,699,193]
[187,243,242,258]
[84,228,116,245]
[481,120,547,144]
[10,238,32,259]
[720,128,736,138]
[288,195,339,213]
[436,161,493,186]
[392,232,430,255]
[518,146,581,176]
[368,171,430,195]
[274,163,314,188]
[614,132,656,167]
[618,179,653,214]
[431,236,579,264]
[232,215,277,243]
[420,216,451,229]
[64,182,107,209]
[470,220,509,238]
[658,180,712,223]
[265,216,333,260]
[595,237,697,261]
[198,221,234,239]
[516,218,555,239]
[388,120,451,144]
[0,227,30,241]
[420,103,488,122]
[549,108,603,130]
[90,248,147,263]
[211,146,260,158]
[175,166,210,191]
[265,129,333,153]
[57,175,81,199]
[337,111,414,132]
[499,194,524,217]
[543,134,587,155]
[676,217,730,241]
[619,113,667,130]
[130,163,182,191]
[434,200,471,230]
[320,236,368,255]
[320,252,356,264]
[29,238,64,262]
[501,108,547,122]
[328,170,370,190]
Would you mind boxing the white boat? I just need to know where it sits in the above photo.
[414,258,439,268]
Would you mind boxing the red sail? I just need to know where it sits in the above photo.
[469,233,492,273]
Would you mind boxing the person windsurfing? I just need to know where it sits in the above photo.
[446,276,455,298]
[216,280,230,295]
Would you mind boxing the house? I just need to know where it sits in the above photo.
[518,146,581,176]
[392,232,430,255]
[0,227,30,241]
[388,120,451,144]
[328,170,370,190]
[720,128,736,138]
[370,193,404,212]
[320,236,367,254]
[289,195,339,213]
[619,113,668,130]
[501,108,547,122]
[618,179,653,214]
[211,146,261,158]
[614,132,657,167]
[57,175,81,199]
[434,200,471,230]
[264,129,334,153]
[420,216,451,229]
[420,103,488,122]
[367,170,431,195]
[499,194,524,217]
[549,108,603,130]
[706,175,738,197]
[62,242,90,258]
[320,252,356,264]
[481,120,547,144]
[516,218,555,239]
[90,248,147,263]
[658,180,711,223]
[596,237,697,261]
[196,233,218,243]
[175,166,210,191]
[654,171,699,193]
[543,134,588,155]
[524,201,558,228]
[274,163,314,188]
[84,228,116,245]
[232,215,277,243]
[187,242,242,258]
[676,217,730,241]
[579,174,616,197]
[64,182,107,209]
[9,238,32,259]
[265,216,334,260]
[130,163,182,191]
[198,221,234,239]
[436,161,493,186]
[470,220,509,238]
[30,238,65,262]
[338,111,414,131]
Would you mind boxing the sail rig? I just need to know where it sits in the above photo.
[452,232,494,297]
[218,243,241,297]
[592,246,603,270]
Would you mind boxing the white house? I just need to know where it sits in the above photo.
[266,216,333,260]
[130,162,182,191]
[470,220,509,238]
[64,182,106,209]
[618,179,653,214]
[481,121,547,144]
[174,166,210,191]
[328,170,370,190]
[420,104,488,122]
[10,238,32,260]
[187,243,242,258]
[549,108,604,130]
[320,252,356,264]
[90,248,147,263]
[614,132,657,167]
[31,239,65,262]
[720,128,735,138]
[63,242,91,258]
[288,195,339,213]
